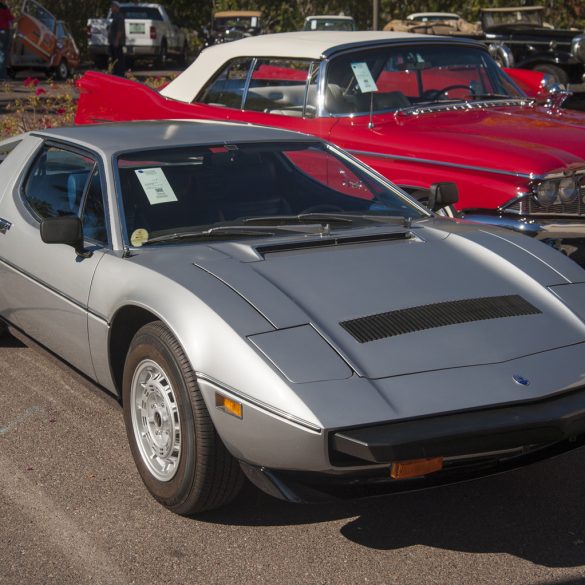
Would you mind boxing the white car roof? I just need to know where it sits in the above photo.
[161,31,424,103]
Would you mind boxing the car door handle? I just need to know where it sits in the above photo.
[0,218,12,234]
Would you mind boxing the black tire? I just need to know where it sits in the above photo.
[122,321,244,515]
[156,40,168,68]
[6,67,16,79]
[532,63,569,86]
[52,59,69,81]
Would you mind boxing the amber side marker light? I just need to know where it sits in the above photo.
[215,393,243,419]
[390,456,444,479]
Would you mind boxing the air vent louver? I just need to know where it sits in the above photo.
[340,295,541,343]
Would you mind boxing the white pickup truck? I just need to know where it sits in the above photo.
[87,3,187,68]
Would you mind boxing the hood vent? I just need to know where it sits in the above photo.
[255,231,412,257]
[340,295,541,343]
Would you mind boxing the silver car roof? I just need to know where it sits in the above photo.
[30,120,319,156]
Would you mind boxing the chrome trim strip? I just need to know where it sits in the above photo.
[320,36,486,59]
[395,99,533,117]
[348,149,537,179]
[196,372,323,433]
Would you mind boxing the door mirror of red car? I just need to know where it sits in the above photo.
[40,216,92,258]
[428,182,459,212]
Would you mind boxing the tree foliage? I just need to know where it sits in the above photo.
[5,0,584,58]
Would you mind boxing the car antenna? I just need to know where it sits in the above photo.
[368,92,375,130]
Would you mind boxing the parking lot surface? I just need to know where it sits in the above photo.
[0,333,585,585]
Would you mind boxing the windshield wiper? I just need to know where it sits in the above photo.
[243,213,353,225]
[143,226,279,245]
[142,223,335,245]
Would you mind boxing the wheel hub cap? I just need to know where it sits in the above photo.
[131,359,181,482]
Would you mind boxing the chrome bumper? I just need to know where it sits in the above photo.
[460,211,585,240]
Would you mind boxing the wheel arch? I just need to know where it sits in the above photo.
[108,304,161,401]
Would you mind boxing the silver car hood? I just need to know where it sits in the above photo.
[194,221,585,380]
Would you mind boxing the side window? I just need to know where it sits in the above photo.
[81,168,107,244]
[23,145,94,220]
[244,58,314,116]
[198,58,253,108]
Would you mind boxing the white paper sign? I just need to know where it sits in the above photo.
[351,62,378,94]
[135,168,178,205]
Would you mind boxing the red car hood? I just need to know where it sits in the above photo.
[333,104,585,176]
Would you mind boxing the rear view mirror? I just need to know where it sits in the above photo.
[428,182,459,212]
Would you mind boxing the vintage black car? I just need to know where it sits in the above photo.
[480,6,585,85]
[201,10,263,48]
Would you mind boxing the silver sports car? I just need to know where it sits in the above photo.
[2,120,585,515]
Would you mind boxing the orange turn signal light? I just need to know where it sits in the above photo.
[215,393,243,419]
[390,456,444,479]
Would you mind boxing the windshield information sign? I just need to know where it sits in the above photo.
[351,62,378,93]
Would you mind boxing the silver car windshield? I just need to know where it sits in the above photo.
[116,141,424,244]
[324,44,523,115]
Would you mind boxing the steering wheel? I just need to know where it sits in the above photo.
[422,84,471,100]
[300,204,345,214]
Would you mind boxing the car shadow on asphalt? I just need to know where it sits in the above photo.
[202,449,585,568]
[0,331,26,348]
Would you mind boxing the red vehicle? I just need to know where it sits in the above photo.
[76,32,585,258]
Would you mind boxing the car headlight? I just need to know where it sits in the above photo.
[535,181,558,206]
[558,176,579,203]
[534,177,579,207]
[571,34,585,63]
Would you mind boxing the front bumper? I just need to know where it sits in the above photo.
[242,387,585,503]
[125,45,158,56]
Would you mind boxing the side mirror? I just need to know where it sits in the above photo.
[428,182,459,212]
[40,216,92,258]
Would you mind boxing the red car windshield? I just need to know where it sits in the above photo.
[325,44,523,115]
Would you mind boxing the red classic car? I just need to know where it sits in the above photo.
[76,31,585,258]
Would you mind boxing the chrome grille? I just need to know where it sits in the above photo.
[523,185,585,216]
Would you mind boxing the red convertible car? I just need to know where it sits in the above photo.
[76,31,585,258]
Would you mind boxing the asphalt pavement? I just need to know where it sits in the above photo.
[1,331,585,585]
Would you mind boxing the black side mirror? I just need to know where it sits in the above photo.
[428,182,459,212]
[40,216,92,258]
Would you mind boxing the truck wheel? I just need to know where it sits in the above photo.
[156,40,168,68]
[122,321,244,515]
[533,64,568,86]
[53,60,69,81]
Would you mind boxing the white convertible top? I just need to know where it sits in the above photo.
[161,31,423,103]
